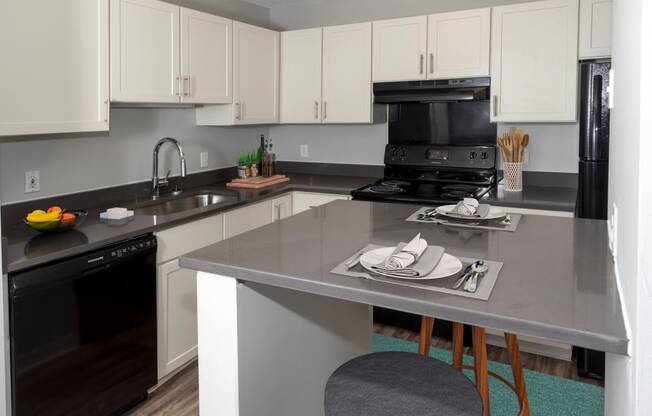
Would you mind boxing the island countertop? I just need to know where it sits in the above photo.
[180,200,628,355]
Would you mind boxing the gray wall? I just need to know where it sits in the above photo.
[267,0,579,173]
[0,108,266,203]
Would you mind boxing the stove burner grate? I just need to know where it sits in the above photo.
[380,180,410,187]
[368,185,405,194]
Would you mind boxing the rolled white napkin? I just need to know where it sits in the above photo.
[451,198,479,216]
[384,233,427,270]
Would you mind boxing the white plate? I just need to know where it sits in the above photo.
[359,247,463,280]
[435,205,506,220]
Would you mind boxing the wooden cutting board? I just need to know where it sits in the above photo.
[227,175,290,189]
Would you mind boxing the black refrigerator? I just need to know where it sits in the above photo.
[574,60,611,380]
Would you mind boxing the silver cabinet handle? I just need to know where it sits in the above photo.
[492,95,498,117]
[235,102,241,120]
[323,101,327,119]
[314,101,319,119]
[103,99,109,123]
[175,76,181,97]
[419,54,424,74]
[183,76,191,97]
[429,53,434,74]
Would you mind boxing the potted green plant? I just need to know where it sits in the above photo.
[237,154,247,179]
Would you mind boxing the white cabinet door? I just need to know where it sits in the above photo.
[490,0,579,122]
[181,9,232,104]
[292,192,350,215]
[157,259,198,378]
[323,22,373,124]
[233,22,280,124]
[271,194,293,221]
[156,214,224,264]
[579,0,612,59]
[372,16,428,82]
[427,8,490,79]
[280,28,323,123]
[110,0,180,103]
[0,0,109,137]
[223,200,274,239]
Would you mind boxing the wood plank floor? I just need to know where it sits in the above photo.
[128,324,603,415]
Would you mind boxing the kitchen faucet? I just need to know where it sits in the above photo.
[152,137,187,199]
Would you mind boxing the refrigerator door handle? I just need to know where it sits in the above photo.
[591,74,603,151]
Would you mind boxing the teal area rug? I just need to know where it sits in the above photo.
[372,334,603,416]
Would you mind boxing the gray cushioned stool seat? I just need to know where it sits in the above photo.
[325,352,483,416]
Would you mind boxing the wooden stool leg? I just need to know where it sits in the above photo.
[452,322,464,370]
[505,333,531,416]
[472,326,490,416]
[418,316,435,356]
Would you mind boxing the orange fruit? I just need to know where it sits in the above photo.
[47,206,63,213]
[61,212,76,221]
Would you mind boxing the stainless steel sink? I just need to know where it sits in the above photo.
[133,193,236,216]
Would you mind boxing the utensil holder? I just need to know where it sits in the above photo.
[503,162,523,192]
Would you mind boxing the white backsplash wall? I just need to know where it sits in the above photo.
[269,122,579,173]
[0,108,266,203]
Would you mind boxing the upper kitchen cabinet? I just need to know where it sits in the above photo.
[111,0,180,103]
[372,16,428,82]
[427,8,491,79]
[490,0,579,122]
[233,22,280,124]
[579,0,612,59]
[181,9,233,104]
[323,23,373,124]
[0,0,109,137]
[280,28,323,123]
[197,22,279,125]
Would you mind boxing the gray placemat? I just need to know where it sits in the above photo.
[406,207,522,232]
[330,244,503,301]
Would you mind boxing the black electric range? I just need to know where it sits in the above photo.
[352,144,500,205]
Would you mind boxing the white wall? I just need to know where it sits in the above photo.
[604,0,651,415]
[0,108,266,203]
[267,0,579,173]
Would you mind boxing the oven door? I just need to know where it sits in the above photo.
[9,237,157,416]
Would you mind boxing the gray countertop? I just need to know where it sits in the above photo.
[180,200,627,355]
[2,169,577,273]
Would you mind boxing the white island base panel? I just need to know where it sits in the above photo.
[197,272,373,416]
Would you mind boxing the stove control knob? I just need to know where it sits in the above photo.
[481,152,489,160]
[400,148,407,158]
[469,151,477,160]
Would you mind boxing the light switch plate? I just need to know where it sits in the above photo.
[25,171,40,193]
[300,144,309,158]
[200,152,208,168]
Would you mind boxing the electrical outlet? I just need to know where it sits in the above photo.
[608,203,618,258]
[300,144,309,158]
[25,171,40,193]
[200,152,208,168]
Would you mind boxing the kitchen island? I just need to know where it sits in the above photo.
[186,199,628,415]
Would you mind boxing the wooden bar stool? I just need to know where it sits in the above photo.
[419,317,531,416]
[325,351,484,416]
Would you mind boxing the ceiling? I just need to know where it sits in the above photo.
[239,0,321,8]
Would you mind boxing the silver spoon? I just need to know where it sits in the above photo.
[452,262,477,289]
[465,261,489,293]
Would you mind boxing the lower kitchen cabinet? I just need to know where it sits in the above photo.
[292,192,351,215]
[224,200,274,239]
[271,194,293,221]
[155,214,223,379]
[157,259,199,377]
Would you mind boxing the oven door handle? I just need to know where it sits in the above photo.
[82,263,112,277]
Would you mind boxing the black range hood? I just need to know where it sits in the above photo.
[373,78,490,103]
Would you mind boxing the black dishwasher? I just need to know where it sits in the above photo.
[8,234,157,416]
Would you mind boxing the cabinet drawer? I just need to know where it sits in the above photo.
[292,192,350,215]
[156,214,223,264]
[223,200,273,239]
